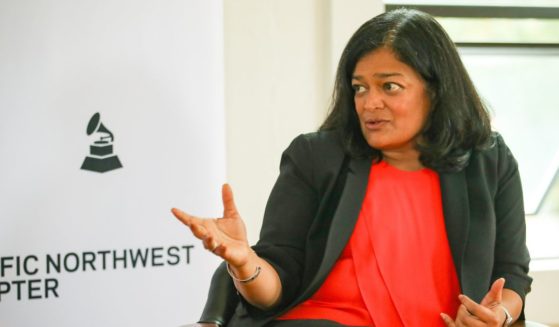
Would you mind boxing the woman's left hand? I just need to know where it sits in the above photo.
[441,278,507,327]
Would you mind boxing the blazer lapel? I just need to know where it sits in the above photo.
[439,170,470,284]
[304,155,372,296]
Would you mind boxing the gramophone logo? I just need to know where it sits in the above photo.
[80,112,123,173]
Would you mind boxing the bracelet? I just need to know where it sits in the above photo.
[501,305,513,327]
[226,263,261,284]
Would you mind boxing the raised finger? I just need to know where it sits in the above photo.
[222,184,240,219]
[171,208,212,231]
[176,213,214,240]
[440,313,456,327]
[171,208,198,226]
[459,295,494,322]
[481,278,505,307]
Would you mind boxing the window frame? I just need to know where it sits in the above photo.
[385,2,559,47]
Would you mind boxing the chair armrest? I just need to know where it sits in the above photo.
[197,261,239,325]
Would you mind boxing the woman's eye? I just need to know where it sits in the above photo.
[383,82,402,92]
[352,85,366,94]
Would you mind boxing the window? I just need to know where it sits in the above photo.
[386,1,559,261]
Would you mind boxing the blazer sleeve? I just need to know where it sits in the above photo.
[491,134,532,308]
[250,134,320,311]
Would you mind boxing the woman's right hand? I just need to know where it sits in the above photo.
[171,184,252,268]
[173,184,283,310]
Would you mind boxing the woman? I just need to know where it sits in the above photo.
[172,8,532,327]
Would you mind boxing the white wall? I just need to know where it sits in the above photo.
[527,267,559,325]
[223,1,558,325]
[224,0,384,244]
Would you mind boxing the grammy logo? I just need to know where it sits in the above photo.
[80,112,123,173]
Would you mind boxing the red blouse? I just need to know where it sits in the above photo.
[278,161,461,326]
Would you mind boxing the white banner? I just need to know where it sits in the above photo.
[0,1,224,326]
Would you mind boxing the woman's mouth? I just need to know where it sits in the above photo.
[364,119,389,130]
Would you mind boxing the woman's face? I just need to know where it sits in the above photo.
[352,48,431,155]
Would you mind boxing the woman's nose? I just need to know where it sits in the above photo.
[363,89,383,110]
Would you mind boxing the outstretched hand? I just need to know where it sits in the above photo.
[441,278,507,327]
[171,184,252,268]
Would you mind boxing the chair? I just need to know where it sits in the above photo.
[181,263,549,327]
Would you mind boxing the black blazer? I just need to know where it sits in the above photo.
[226,130,532,326]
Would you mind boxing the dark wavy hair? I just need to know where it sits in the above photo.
[320,8,492,172]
